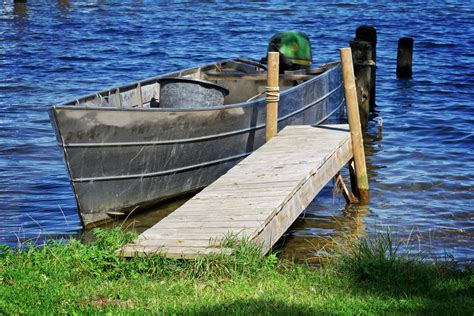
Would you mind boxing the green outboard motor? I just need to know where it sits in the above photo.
[262,31,313,72]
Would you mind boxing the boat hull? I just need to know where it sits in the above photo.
[50,62,344,227]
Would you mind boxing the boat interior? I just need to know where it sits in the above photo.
[63,59,335,109]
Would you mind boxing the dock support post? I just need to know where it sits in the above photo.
[397,37,414,79]
[348,160,358,197]
[335,172,358,204]
[340,48,370,204]
[266,52,280,142]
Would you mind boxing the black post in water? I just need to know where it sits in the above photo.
[355,25,377,59]
[355,25,377,110]
[397,37,414,79]
[349,40,372,128]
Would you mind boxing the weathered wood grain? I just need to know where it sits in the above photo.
[119,125,352,258]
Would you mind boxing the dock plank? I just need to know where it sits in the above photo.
[120,125,352,259]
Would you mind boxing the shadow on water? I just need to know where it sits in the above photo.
[80,193,196,243]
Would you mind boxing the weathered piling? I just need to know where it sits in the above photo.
[355,26,377,60]
[349,40,373,126]
[266,52,279,142]
[340,48,370,204]
[397,37,414,79]
[354,25,377,110]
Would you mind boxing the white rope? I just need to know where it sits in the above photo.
[266,86,280,103]
[378,117,383,127]
[246,91,265,102]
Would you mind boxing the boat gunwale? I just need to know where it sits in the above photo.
[62,83,343,148]
[50,59,340,113]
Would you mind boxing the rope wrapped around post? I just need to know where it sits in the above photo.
[265,52,280,142]
[265,86,280,103]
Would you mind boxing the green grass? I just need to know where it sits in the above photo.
[0,228,472,315]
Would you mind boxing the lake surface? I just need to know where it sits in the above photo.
[1,1,472,263]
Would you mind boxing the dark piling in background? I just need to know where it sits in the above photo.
[350,25,377,128]
[13,0,28,15]
[355,25,377,110]
[397,37,414,79]
[349,40,372,127]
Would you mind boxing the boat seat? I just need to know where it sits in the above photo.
[203,67,326,81]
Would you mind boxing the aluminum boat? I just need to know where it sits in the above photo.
[49,58,344,227]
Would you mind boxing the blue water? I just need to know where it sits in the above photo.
[1,1,472,262]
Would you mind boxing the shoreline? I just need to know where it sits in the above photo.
[1,228,472,314]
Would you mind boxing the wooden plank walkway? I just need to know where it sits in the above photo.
[120,124,353,258]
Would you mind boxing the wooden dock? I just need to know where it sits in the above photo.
[120,124,353,258]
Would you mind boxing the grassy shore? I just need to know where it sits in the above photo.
[1,228,472,315]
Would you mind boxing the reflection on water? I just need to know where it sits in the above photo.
[58,0,70,11]
[13,2,28,17]
[278,189,370,264]
[105,195,192,234]
[81,195,191,244]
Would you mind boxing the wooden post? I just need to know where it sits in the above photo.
[355,25,377,110]
[340,48,369,204]
[266,52,279,142]
[349,40,373,128]
[348,160,358,197]
[335,172,358,204]
[397,37,414,79]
